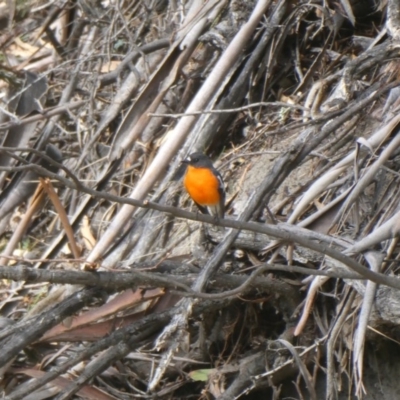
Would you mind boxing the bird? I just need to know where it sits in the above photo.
[182,152,225,219]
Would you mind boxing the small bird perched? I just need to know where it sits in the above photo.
[182,152,225,219]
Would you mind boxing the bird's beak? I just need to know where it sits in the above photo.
[182,156,191,164]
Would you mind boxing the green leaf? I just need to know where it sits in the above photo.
[189,369,214,382]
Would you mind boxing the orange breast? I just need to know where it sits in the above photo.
[184,166,220,206]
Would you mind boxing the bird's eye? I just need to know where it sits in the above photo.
[193,157,199,162]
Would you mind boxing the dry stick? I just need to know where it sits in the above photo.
[0,146,82,187]
[170,264,359,300]
[288,83,400,225]
[0,161,398,290]
[0,255,84,264]
[0,267,192,313]
[0,263,364,301]
[148,101,308,117]
[0,100,87,132]
[39,178,81,260]
[326,289,357,400]
[99,39,170,86]
[0,184,45,266]
[330,129,400,229]
[387,0,400,41]
[353,252,382,397]
[294,275,330,336]
[53,340,134,400]
[278,339,317,400]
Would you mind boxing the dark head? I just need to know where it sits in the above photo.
[182,152,214,168]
